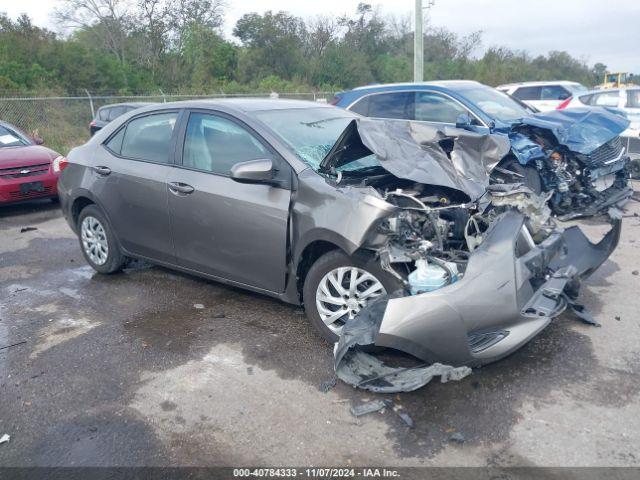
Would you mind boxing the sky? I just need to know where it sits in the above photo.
[1,0,639,72]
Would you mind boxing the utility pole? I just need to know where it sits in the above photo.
[414,0,435,83]
[414,0,423,82]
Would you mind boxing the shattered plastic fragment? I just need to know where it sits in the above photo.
[0,434,9,445]
[350,400,387,417]
[566,301,601,327]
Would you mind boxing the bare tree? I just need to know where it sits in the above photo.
[53,0,134,66]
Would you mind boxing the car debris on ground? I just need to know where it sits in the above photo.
[0,434,10,445]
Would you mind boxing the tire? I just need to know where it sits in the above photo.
[77,204,126,274]
[497,159,543,195]
[302,249,404,343]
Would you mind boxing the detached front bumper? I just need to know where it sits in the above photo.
[335,211,621,391]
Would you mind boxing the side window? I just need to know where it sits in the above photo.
[579,94,594,105]
[627,90,640,108]
[414,92,468,123]
[120,112,178,163]
[541,85,570,100]
[350,96,371,116]
[107,106,126,121]
[182,113,271,175]
[367,92,414,120]
[591,91,620,107]
[98,108,110,121]
[105,127,126,154]
[513,87,541,101]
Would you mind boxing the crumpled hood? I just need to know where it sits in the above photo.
[511,107,630,156]
[321,118,511,201]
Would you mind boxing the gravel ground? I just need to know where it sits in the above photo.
[0,192,639,467]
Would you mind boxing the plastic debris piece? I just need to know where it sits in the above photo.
[193,304,205,310]
[350,400,387,417]
[395,410,415,428]
[449,432,465,444]
[0,434,10,445]
[567,301,601,327]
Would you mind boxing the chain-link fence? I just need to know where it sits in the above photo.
[0,92,335,155]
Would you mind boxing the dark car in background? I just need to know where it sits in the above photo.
[333,81,632,220]
[0,120,66,205]
[89,102,153,136]
[58,99,617,374]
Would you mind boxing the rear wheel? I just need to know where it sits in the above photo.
[303,250,404,343]
[77,205,126,274]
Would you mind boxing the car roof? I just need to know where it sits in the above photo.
[98,102,155,109]
[497,81,584,89]
[137,98,334,114]
[350,80,484,92]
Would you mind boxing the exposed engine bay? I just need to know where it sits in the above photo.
[322,118,624,394]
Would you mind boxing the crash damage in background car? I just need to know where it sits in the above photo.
[495,108,633,221]
[319,119,622,393]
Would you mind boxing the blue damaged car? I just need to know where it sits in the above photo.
[332,81,633,220]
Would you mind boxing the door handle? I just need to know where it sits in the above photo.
[168,182,195,195]
[94,166,111,176]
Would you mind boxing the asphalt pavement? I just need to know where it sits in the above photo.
[1,193,639,467]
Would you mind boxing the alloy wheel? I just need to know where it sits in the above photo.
[315,266,386,335]
[81,216,109,266]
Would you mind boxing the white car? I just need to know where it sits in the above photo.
[497,81,588,112]
[558,87,640,160]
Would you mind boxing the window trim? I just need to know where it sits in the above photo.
[174,108,284,179]
[346,89,487,128]
[101,109,184,166]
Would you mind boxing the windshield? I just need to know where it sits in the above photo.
[0,125,30,148]
[255,107,380,172]
[463,87,530,122]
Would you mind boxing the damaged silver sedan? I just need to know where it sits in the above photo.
[57,100,623,393]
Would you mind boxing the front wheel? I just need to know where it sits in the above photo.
[77,205,126,274]
[302,250,404,343]
[494,159,543,195]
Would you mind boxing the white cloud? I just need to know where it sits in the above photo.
[1,0,638,71]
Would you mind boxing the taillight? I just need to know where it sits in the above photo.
[52,156,68,173]
[89,120,96,127]
[557,97,573,110]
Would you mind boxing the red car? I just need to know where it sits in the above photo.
[0,121,67,205]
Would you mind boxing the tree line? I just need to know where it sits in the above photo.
[0,1,616,95]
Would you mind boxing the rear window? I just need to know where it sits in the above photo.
[114,112,179,163]
[366,92,414,120]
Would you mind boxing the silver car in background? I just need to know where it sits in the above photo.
[556,87,640,161]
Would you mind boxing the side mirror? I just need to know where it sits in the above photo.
[455,113,474,130]
[230,158,278,186]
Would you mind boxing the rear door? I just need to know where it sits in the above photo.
[167,110,292,293]
[95,110,181,263]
